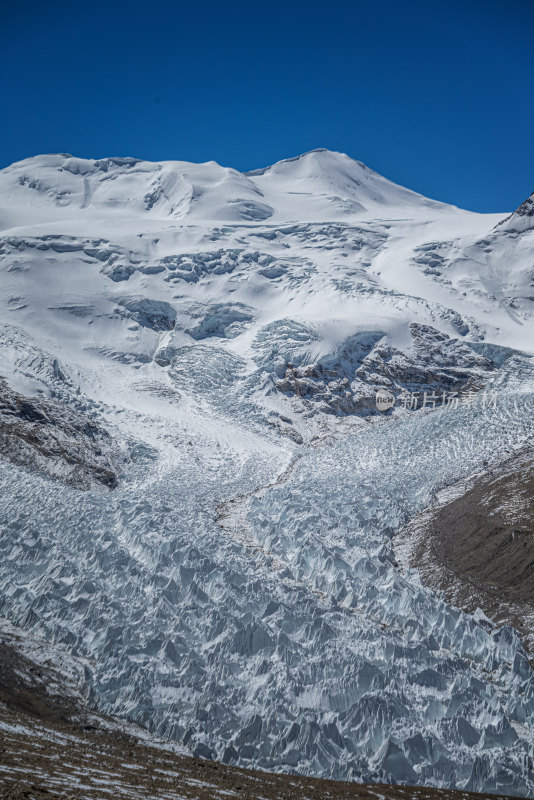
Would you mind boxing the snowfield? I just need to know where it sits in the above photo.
[1,149,534,794]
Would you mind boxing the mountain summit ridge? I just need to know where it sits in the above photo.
[0,148,457,230]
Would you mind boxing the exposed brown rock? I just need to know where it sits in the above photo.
[395,447,534,654]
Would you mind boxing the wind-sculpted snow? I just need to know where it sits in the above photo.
[3,154,275,223]
[2,150,534,794]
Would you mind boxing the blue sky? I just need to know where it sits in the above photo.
[2,0,532,212]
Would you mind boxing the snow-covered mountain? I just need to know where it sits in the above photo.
[0,148,447,227]
[1,149,534,795]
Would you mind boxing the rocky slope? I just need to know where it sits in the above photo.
[0,379,120,489]
[395,447,534,656]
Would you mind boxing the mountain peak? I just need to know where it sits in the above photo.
[245,148,446,216]
[245,148,364,177]
[497,191,534,233]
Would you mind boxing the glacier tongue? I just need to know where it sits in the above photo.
[1,357,534,794]
[1,151,534,794]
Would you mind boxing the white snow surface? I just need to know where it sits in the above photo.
[1,149,534,793]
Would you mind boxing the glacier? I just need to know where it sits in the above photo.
[1,149,534,794]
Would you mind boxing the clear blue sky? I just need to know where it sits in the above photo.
[2,0,532,212]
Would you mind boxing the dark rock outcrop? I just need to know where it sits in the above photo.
[0,381,119,489]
